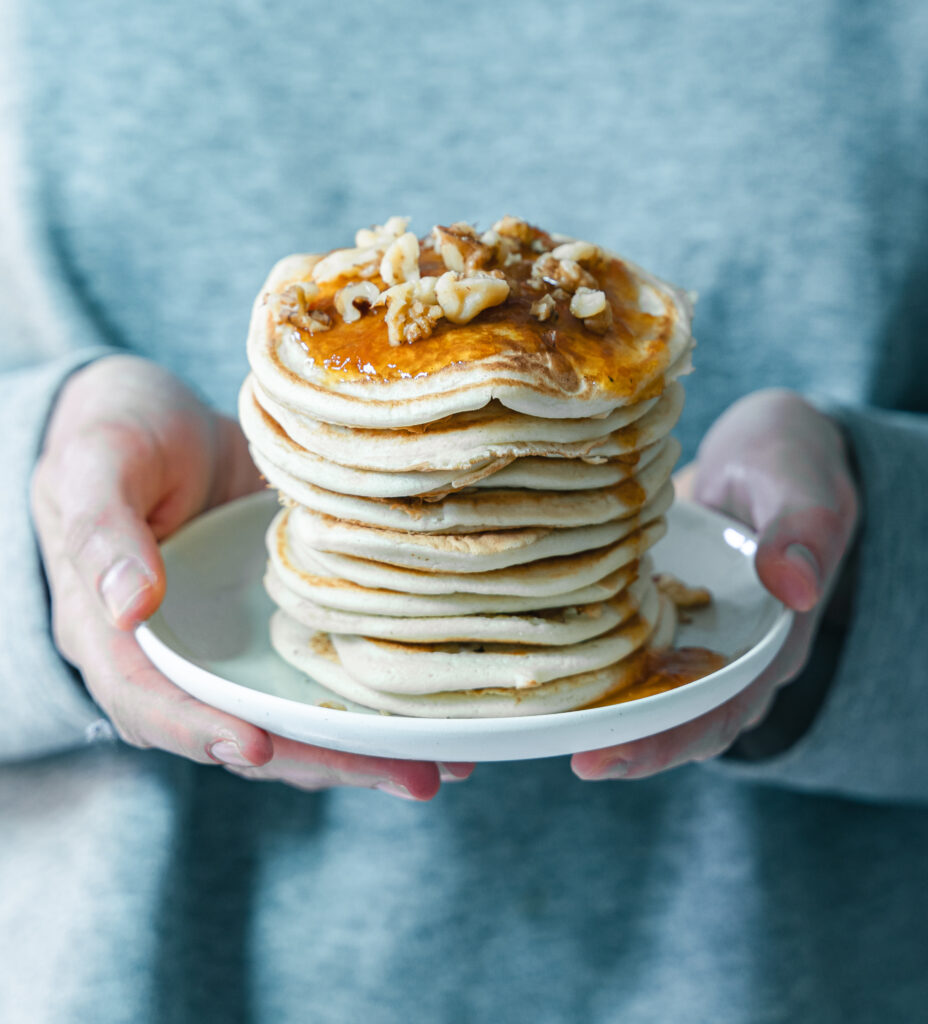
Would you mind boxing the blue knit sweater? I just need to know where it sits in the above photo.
[1,2,927,1021]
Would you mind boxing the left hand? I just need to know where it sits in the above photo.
[572,388,859,781]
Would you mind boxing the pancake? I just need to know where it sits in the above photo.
[248,228,694,429]
[330,578,660,691]
[253,436,678,534]
[289,513,668,596]
[240,376,684,493]
[264,563,647,645]
[250,374,662,469]
[285,482,673,574]
[268,518,646,615]
[268,594,677,717]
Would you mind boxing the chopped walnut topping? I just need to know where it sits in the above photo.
[479,229,523,267]
[561,286,613,335]
[550,240,605,268]
[380,231,421,286]
[275,280,318,315]
[492,215,538,245]
[530,293,557,321]
[274,281,331,334]
[448,221,479,237]
[654,574,713,609]
[312,216,409,284]
[432,223,493,274]
[334,280,381,324]
[435,270,510,324]
[355,216,410,249]
[310,246,379,284]
[374,277,444,345]
[531,252,598,293]
[569,287,608,319]
[434,228,465,271]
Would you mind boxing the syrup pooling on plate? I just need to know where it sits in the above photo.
[582,647,729,709]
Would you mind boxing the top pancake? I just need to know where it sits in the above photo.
[247,218,695,428]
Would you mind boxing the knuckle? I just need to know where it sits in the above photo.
[87,419,160,478]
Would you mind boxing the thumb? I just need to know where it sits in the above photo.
[754,504,850,613]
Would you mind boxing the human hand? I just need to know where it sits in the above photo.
[31,355,468,798]
[572,388,859,780]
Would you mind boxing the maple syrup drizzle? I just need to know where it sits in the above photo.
[273,242,675,399]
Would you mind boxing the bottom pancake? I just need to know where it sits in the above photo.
[269,594,676,718]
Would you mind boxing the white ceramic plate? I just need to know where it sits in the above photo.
[136,492,792,762]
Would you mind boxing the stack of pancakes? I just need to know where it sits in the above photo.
[240,217,695,717]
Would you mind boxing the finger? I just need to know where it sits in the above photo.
[224,735,443,800]
[753,505,847,612]
[35,422,168,629]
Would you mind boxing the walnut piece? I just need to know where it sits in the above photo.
[479,229,523,267]
[311,216,409,284]
[374,277,444,345]
[274,281,331,334]
[335,280,381,324]
[550,240,604,268]
[531,252,598,293]
[569,287,607,319]
[530,293,557,321]
[432,223,492,273]
[654,574,713,609]
[355,216,410,249]
[380,231,421,286]
[492,215,540,246]
[435,270,510,324]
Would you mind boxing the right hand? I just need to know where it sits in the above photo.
[31,355,469,798]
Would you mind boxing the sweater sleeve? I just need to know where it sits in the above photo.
[710,404,928,805]
[0,349,120,763]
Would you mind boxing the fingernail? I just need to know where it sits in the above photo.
[785,543,822,585]
[99,556,154,623]
[374,781,418,801]
[438,762,473,782]
[208,739,254,767]
[586,758,630,780]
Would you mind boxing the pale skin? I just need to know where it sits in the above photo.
[31,356,858,795]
